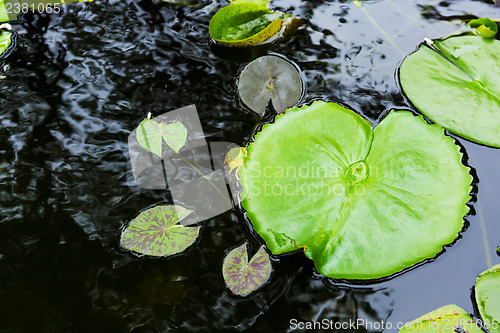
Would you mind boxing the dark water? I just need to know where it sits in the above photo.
[0,0,499,332]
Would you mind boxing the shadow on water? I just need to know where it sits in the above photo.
[0,0,499,332]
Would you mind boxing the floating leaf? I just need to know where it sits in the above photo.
[209,3,303,47]
[229,0,270,6]
[121,205,199,257]
[468,17,498,38]
[399,304,483,332]
[225,147,247,175]
[137,119,163,157]
[0,29,11,56]
[136,118,187,156]
[475,264,500,332]
[240,101,472,280]
[222,243,272,296]
[400,36,500,148]
[238,55,302,115]
[160,121,187,153]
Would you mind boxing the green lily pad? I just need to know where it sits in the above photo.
[136,118,187,157]
[121,205,200,257]
[475,264,500,332]
[222,243,272,296]
[229,0,270,6]
[399,304,483,332]
[238,55,302,115]
[240,101,472,280]
[400,36,500,148]
[209,3,303,47]
[468,18,498,38]
[0,27,12,58]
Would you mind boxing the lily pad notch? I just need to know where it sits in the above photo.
[239,100,473,280]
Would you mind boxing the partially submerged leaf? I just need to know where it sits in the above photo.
[399,305,483,332]
[209,3,303,47]
[121,205,199,257]
[400,36,500,148]
[225,147,247,175]
[238,55,302,114]
[240,101,472,280]
[468,18,498,38]
[222,243,272,296]
[475,264,500,332]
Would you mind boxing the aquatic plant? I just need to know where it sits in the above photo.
[121,205,200,257]
[222,243,272,296]
[238,55,302,115]
[239,100,473,280]
[400,36,500,147]
[209,1,303,47]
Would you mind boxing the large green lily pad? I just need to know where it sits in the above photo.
[240,101,472,280]
[121,205,199,257]
[209,3,302,47]
[399,304,483,332]
[475,264,500,333]
[400,36,500,148]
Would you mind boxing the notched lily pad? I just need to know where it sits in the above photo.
[240,101,472,280]
[222,243,272,296]
[475,264,500,332]
[468,17,498,38]
[209,3,304,47]
[399,304,483,332]
[121,205,200,257]
[238,55,302,115]
[136,117,187,157]
[400,36,500,148]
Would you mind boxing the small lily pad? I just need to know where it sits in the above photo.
[136,118,187,157]
[238,55,302,115]
[475,264,500,333]
[209,3,303,47]
[222,243,272,296]
[240,101,472,280]
[468,18,498,38]
[400,36,500,148]
[121,205,199,257]
[399,304,483,332]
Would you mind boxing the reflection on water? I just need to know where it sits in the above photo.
[0,0,499,331]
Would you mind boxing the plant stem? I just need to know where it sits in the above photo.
[177,154,232,206]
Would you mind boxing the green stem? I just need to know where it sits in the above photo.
[177,154,232,206]
[353,1,404,56]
